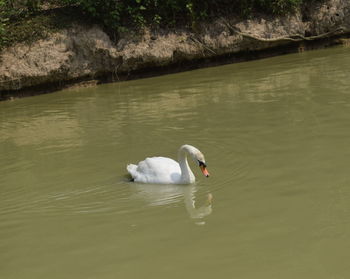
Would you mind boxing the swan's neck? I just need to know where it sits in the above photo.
[178,146,195,184]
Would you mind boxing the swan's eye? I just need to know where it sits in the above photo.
[198,160,207,168]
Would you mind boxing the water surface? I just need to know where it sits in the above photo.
[1,46,350,279]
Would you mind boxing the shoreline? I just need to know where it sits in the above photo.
[1,35,349,102]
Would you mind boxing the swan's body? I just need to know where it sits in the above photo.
[127,145,209,184]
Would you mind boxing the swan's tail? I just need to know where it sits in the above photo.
[126,164,138,180]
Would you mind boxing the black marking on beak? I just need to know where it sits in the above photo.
[198,160,207,168]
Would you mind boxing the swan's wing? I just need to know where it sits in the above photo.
[139,157,179,172]
[128,157,181,184]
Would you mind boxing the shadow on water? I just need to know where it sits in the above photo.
[129,182,213,224]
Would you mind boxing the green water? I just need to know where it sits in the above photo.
[1,46,350,279]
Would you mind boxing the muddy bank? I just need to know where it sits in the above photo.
[1,0,350,100]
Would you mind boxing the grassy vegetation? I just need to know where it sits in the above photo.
[60,0,323,29]
[1,1,95,50]
[0,0,323,50]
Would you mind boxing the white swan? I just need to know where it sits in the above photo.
[127,144,209,184]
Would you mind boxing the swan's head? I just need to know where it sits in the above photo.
[180,144,210,178]
[191,150,209,178]
[198,160,210,177]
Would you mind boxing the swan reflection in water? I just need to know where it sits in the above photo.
[130,183,213,222]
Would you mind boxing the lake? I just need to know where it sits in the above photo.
[1,46,350,279]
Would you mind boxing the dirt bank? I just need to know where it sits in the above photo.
[1,0,350,100]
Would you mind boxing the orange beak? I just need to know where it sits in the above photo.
[200,165,210,177]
